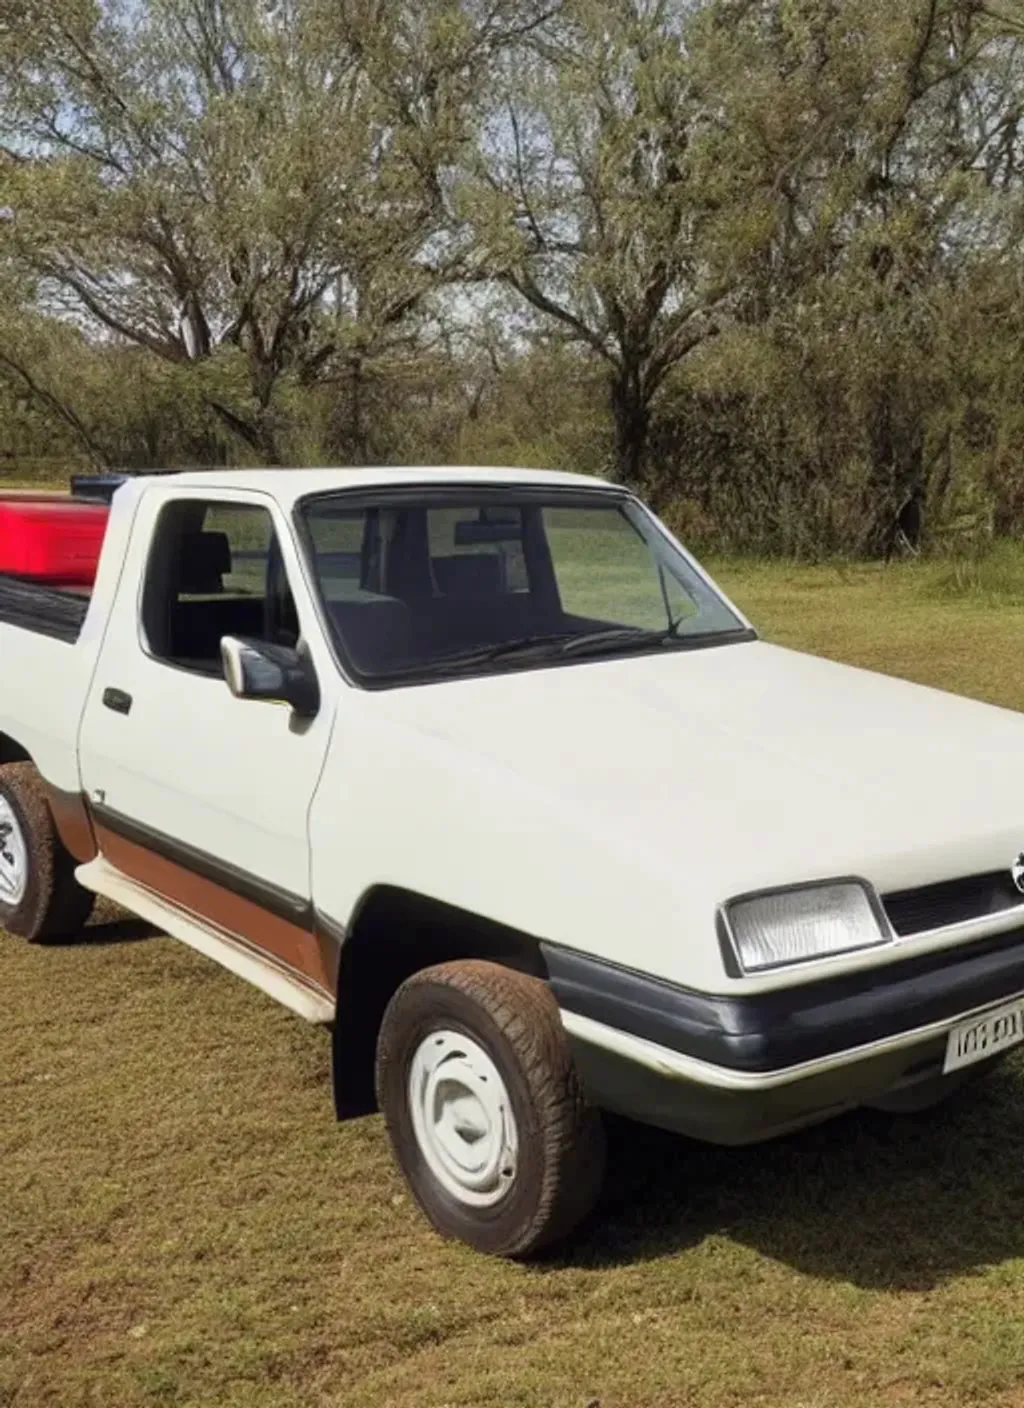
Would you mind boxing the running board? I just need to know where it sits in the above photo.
[76,856,335,1025]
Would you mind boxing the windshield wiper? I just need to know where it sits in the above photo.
[379,623,754,682]
[407,632,582,675]
[441,623,697,667]
[556,625,663,656]
[557,622,754,658]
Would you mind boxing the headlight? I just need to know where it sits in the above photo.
[722,880,891,974]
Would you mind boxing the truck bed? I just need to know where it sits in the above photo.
[0,576,90,644]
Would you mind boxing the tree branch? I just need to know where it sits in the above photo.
[0,351,112,467]
[39,264,187,361]
[205,398,267,457]
[504,270,614,361]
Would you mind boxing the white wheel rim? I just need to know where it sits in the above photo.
[408,1028,519,1208]
[0,795,27,907]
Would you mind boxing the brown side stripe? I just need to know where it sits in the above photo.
[94,823,335,995]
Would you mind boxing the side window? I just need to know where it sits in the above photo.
[142,499,299,675]
[201,504,273,596]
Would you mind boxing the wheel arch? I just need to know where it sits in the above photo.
[0,733,31,766]
[328,884,550,1120]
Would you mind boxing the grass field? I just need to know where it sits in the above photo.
[7,555,1024,1408]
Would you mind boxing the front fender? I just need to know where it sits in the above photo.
[308,701,720,992]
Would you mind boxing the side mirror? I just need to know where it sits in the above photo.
[220,636,320,718]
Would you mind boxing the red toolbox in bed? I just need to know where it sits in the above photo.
[0,497,110,587]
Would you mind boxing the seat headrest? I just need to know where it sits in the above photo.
[433,553,504,597]
[177,530,232,594]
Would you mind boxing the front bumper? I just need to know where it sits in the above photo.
[542,929,1024,1144]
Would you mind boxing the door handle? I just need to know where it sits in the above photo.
[102,687,133,715]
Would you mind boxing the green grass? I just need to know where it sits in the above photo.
[709,554,1024,712]
[7,555,1024,1407]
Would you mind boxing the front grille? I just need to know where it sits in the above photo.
[883,871,1024,937]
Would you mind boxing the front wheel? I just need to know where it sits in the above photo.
[375,960,606,1257]
[0,763,94,941]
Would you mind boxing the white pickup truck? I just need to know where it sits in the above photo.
[3,466,1024,1256]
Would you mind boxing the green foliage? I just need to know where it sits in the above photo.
[463,0,733,488]
[0,0,544,460]
[2,0,1024,556]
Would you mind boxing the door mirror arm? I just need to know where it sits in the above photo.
[220,636,321,718]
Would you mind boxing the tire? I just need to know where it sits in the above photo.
[0,762,95,942]
[375,959,606,1257]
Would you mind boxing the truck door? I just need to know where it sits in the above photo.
[77,487,337,991]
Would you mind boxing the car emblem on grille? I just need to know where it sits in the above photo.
[1013,854,1024,895]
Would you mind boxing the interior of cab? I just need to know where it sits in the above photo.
[139,490,724,683]
[313,502,582,675]
[142,500,300,674]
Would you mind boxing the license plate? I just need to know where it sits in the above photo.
[944,999,1024,1074]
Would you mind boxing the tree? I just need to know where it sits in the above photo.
[0,0,548,462]
[465,0,739,494]
[466,0,1024,515]
[694,0,1024,550]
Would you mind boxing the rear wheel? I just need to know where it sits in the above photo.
[375,959,606,1257]
[0,763,94,942]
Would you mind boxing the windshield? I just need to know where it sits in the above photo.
[297,488,751,684]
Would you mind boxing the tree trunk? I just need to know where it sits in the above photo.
[256,418,282,466]
[349,357,368,464]
[867,392,924,559]
[610,363,650,492]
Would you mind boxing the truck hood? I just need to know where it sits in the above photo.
[376,640,1024,900]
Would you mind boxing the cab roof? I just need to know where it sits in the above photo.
[131,465,613,508]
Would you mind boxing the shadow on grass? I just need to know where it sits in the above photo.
[553,1062,1024,1290]
[76,915,160,946]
